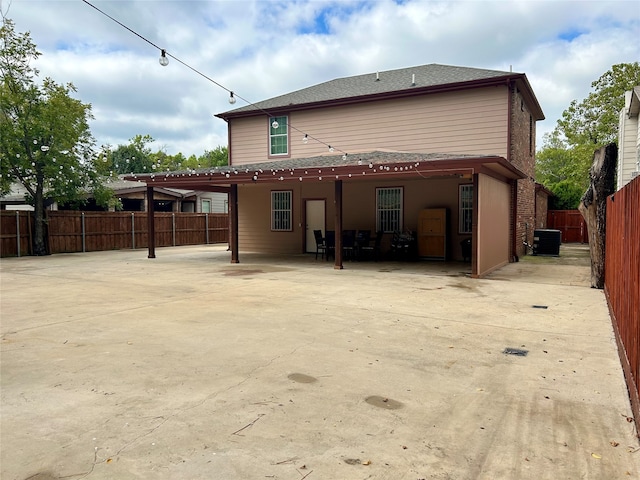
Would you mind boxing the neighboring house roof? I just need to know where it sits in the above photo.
[217,63,544,120]
[0,177,224,206]
[0,182,33,204]
[624,86,640,118]
[127,150,525,191]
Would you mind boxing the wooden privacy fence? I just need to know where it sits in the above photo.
[547,210,588,243]
[605,175,640,437]
[0,211,228,257]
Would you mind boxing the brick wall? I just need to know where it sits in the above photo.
[510,86,537,258]
[535,189,549,229]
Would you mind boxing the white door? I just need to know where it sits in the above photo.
[305,200,326,253]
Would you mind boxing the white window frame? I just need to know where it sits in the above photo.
[459,184,473,234]
[271,190,292,231]
[269,115,288,156]
[201,199,211,213]
[376,187,403,233]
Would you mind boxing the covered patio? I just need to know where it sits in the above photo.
[127,151,525,277]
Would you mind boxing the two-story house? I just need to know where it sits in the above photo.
[137,63,544,277]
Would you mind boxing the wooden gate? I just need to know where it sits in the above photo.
[547,210,588,243]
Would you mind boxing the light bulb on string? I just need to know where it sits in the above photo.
[271,120,279,129]
[302,134,308,144]
[159,49,169,67]
[229,92,236,104]
[328,146,334,153]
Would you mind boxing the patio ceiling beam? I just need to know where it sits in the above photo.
[128,156,523,190]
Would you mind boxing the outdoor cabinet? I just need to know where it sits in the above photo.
[418,208,447,260]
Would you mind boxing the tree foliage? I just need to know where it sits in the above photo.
[102,136,228,174]
[0,18,106,254]
[536,62,640,209]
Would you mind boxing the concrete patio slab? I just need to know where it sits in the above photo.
[1,244,638,480]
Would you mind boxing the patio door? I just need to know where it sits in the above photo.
[305,200,326,253]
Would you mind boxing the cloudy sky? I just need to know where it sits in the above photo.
[4,0,640,158]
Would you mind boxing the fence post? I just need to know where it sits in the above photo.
[81,212,86,253]
[172,213,176,246]
[205,213,209,245]
[16,211,21,257]
[131,212,135,249]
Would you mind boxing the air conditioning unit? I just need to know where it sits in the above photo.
[532,229,561,256]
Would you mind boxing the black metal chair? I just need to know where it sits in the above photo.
[342,229,356,261]
[325,230,335,261]
[360,230,382,260]
[390,230,412,260]
[313,229,326,260]
[355,230,371,260]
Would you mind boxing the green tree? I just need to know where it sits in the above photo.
[557,62,640,147]
[0,18,105,255]
[197,146,228,167]
[536,62,640,207]
[105,134,155,174]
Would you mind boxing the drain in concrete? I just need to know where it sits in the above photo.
[503,347,529,356]
[287,373,317,383]
[365,395,403,409]
[532,305,548,309]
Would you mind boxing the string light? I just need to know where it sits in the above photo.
[81,0,349,158]
[159,49,169,67]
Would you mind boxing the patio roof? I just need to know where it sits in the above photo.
[124,150,525,191]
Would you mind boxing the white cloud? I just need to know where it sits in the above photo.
[5,0,640,157]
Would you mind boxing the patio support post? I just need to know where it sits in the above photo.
[334,180,343,270]
[471,173,479,278]
[230,184,239,263]
[16,210,20,257]
[147,186,156,258]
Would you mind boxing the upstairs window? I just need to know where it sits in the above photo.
[376,187,403,233]
[269,116,288,156]
[459,184,473,234]
[271,190,292,231]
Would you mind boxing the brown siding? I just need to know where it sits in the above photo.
[511,87,536,257]
[237,177,476,260]
[230,87,509,166]
[476,174,510,276]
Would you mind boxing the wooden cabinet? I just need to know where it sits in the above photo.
[418,208,447,260]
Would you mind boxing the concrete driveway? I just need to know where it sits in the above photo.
[1,245,638,480]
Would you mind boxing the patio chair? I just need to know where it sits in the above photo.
[355,230,371,260]
[342,229,356,261]
[325,230,335,261]
[313,229,326,260]
[390,230,412,260]
[360,230,383,261]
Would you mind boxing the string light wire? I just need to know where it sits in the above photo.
[81,0,347,155]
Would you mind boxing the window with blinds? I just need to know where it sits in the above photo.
[269,116,288,155]
[271,190,292,231]
[376,187,403,233]
[459,184,473,234]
